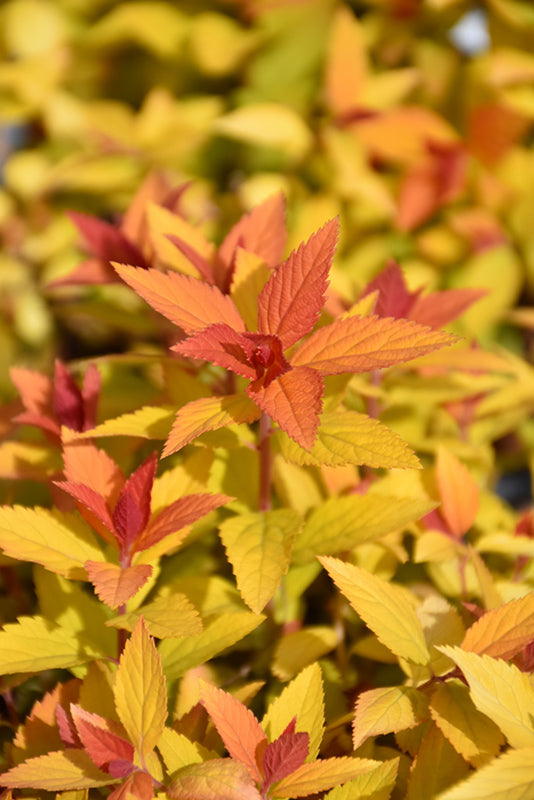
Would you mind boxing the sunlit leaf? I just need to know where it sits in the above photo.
[1,750,112,790]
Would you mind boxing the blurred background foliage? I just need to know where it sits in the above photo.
[1,0,534,482]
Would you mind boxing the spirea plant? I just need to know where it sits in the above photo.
[1,183,534,800]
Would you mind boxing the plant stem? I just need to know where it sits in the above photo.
[258,412,272,512]
[117,603,128,658]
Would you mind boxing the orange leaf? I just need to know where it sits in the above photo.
[135,493,232,552]
[325,6,368,116]
[461,594,534,661]
[273,756,380,798]
[199,681,266,783]
[113,265,246,334]
[62,441,124,506]
[85,561,152,609]
[436,446,479,538]
[291,315,457,374]
[168,759,261,800]
[257,219,339,348]
[410,288,487,330]
[219,193,287,272]
[248,367,323,449]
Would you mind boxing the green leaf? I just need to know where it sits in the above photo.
[219,509,302,614]
[278,411,421,469]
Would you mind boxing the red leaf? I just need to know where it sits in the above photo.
[53,361,85,432]
[119,454,158,534]
[257,218,339,348]
[135,493,233,552]
[262,729,309,793]
[113,492,145,549]
[62,441,124,506]
[54,481,116,545]
[85,561,152,608]
[408,288,487,329]
[360,262,416,319]
[218,194,287,288]
[199,682,266,784]
[174,324,257,380]
[70,705,134,771]
[68,211,147,268]
[56,705,81,748]
[291,315,457,375]
[166,235,216,284]
[248,366,323,449]
[113,265,246,335]
[81,364,101,431]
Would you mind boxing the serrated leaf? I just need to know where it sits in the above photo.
[1,750,112,790]
[0,616,92,674]
[113,264,245,334]
[113,618,167,758]
[322,759,399,800]
[0,507,103,579]
[460,594,534,661]
[85,562,152,609]
[439,646,534,748]
[159,612,265,683]
[274,756,381,798]
[219,509,301,614]
[320,557,430,665]
[220,193,286,273]
[291,315,457,374]
[70,705,134,771]
[163,395,260,456]
[430,681,504,767]
[199,682,266,783]
[262,663,324,761]
[278,411,421,469]
[262,726,309,791]
[258,218,338,348]
[106,592,202,639]
[294,494,435,563]
[353,687,429,749]
[157,727,206,773]
[168,760,261,800]
[436,447,479,538]
[435,747,534,800]
[79,406,175,440]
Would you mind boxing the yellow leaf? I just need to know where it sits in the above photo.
[294,494,436,563]
[278,411,421,469]
[0,441,60,480]
[1,750,112,790]
[190,12,258,77]
[322,759,399,800]
[320,557,430,665]
[273,626,338,681]
[77,406,175,440]
[146,202,215,276]
[325,6,368,115]
[113,618,167,759]
[430,680,505,768]
[406,723,469,800]
[353,687,429,749]
[213,103,313,161]
[230,249,271,332]
[106,591,202,639]
[0,507,103,580]
[219,509,301,614]
[0,616,90,674]
[159,612,265,683]
[274,756,382,798]
[460,594,534,660]
[272,456,323,516]
[415,595,465,678]
[164,395,260,456]
[262,662,324,761]
[438,646,534,748]
[150,450,214,514]
[85,562,152,609]
[88,1,187,57]
[168,759,261,800]
[435,746,534,800]
[157,727,208,773]
[436,447,479,538]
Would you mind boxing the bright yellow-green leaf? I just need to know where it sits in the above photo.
[320,557,430,665]
[262,662,324,761]
[1,750,112,790]
[157,727,207,773]
[219,509,301,614]
[406,723,469,800]
[164,395,260,456]
[0,616,91,674]
[0,507,103,580]
[213,103,313,161]
[274,756,382,798]
[113,618,167,758]
[430,680,505,767]
[278,411,421,469]
[88,1,187,57]
[190,12,258,77]
[438,646,534,748]
[435,746,534,800]
[353,686,429,749]
[273,626,338,681]
[106,592,202,639]
[293,494,436,563]
[77,405,175,440]
[461,593,534,660]
[159,612,265,683]
[322,758,399,800]
[272,456,323,516]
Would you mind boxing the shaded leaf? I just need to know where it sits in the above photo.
[353,686,429,749]
[274,756,382,798]
[435,747,534,800]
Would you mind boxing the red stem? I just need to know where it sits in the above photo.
[258,412,272,512]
